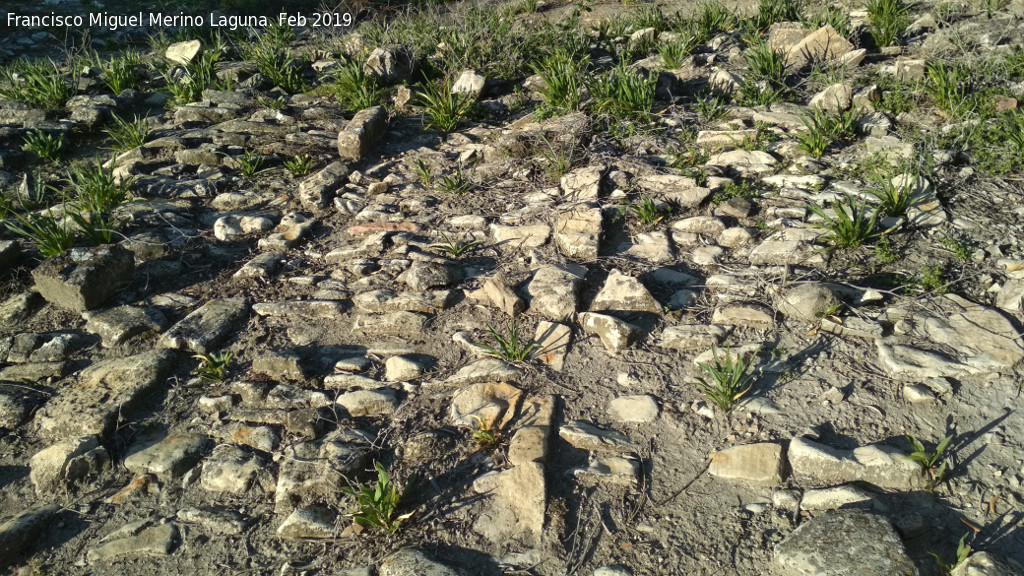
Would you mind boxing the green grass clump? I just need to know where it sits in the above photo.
[805,7,852,38]
[4,209,76,258]
[343,462,416,534]
[868,175,917,217]
[931,533,971,573]
[807,194,880,248]
[925,61,974,118]
[0,59,76,109]
[659,34,699,69]
[906,433,953,491]
[532,49,588,114]
[694,346,756,413]
[478,321,539,363]
[589,63,656,120]
[193,351,233,382]
[628,196,668,227]
[22,130,66,162]
[102,51,143,95]
[757,0,803,30]
[692,1,737,43]
[436,163,476,194]
[283,154,313,177]
[796,109,859,158]
[418,81,474,135]
[104,114,149,151]
[249,44,307,93]
[164,49,221,105]
[431,232,483,258]
[330,59,386,112]
[236,150,270,178]
[866,0,911,47]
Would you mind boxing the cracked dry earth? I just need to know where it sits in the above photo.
[2,0,1024,575]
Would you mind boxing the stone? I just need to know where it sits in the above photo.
[227,423,280,452]
[809,83,853,112]
[709,69,743,94]
[176,507,248,535]
[200,444,274,494]
[213,214,274,241]
[709,443,786,485]
[400,262,461,291]
[777,283,840,322]
[0,506,59,569]
[252,350,308,381]
[491,223,551,248]
[353,290,453,314]
[336,388,400,417]
[950,552,1021,576]
[159,297,248,354]
[581,313,643,353]
[995,279,1024,313]
[0,240,21,270]
[786,25,854,65]
[258,213,315,250]
[672,216,726,237]
[561,165,604,201]
[590,269,660,314]
[800,485,878,511]
[554,203,603,259]
[29,436,108,494]
[788,437,928,491]
[445,358,523,386]
[0,387,45,429]
[696,130,757,148]
[658,324,730,351]
[450,382,522,429]
[338,106,388,161]
[165,40,202,65]
[275,430,372,513]
[253,300,348,319]
[526,264,586,321]
[773,510,918,576]
[707,150,778,175]
[559,421,635,453]
[385,355,427,381]
[607,395,660,423]
[363,45,415,84]
[298,161,349,211]
[0,291,39,324]
[83,305,167,346]
[353,312,428,335]
[473,462,546,549]
[594,567,633,576]
[633,174,712,208]
[31,244,135,312]
[277,505,337,539]
[452,69,486,99]
[572,455,640,486]
[380,549,462,576]
[34,350,176,440]
[124,433,209,480]
[534,321,571,371]
[483,273,526,316]
[711,303,775,328]
[86,521,180,563]
[234,252,285,280]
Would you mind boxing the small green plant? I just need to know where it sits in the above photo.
[478,321,539,363]
[437,163,475,194]
[104,114,149,151]
[874,236,898,263]
[590,63,657,120]
[539,136,579,182]
[692,1,737,43]
[938,236,973,263]
[866,0,911,48]
[471,415,503,449]
[797,109,856,158]
[694,89,729,123]
[0,59,76,109]
[712,180,757,203]
[4,209,75,258]
[925,61,974,118]
[532,49,588,114]
[628,196,668,226]
[744,40,788,88]
[414,159,433,186]
[102,52,142,95]
[236,150,270,178]
[249,44,307,93]
[914,264,950,294]
[257,95,286,111]
[22,130,65,162]
[343,462,416,534]
[805,7,852,37]
[694,346,756,413]
[757,0,803,30]
[868,175,917,217]
[906,433,953,491]
[931,533,972,574]
[193,351,233,382]
[418,81,474,135]
[164,49,221,105]
[65,157,130,212]
[807,194,880,248]
[659,35,699,69]
[431,232,483,258]
[331,59,386,112]
[283,154,313,177]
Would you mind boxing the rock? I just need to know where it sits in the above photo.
[338,105,388,161]
[449,382,522,428]
[227,423,281,452]
[83,305,167,346]
[258,212,315,250]
[31,244,135,312]
[809,83,853,112]
[559,421,635,453]
[773,510,918,576]
[0,387,45,429]
[591,269,660,314]
[777,283,840,322]
[594,567,633,576]
[709,68,743,94]
[526,264,586,321]
[696,130,757,149]
[788,437,927,491]
[252,350,308,381]
[473,461,546,549]
[176,507,248,535]
[554,203,603,259]
[711,303,775,328]
[86,521,180,563]
[275,430,372,513]
[0,240,21,270]
[165,40,202,65]
[253,300,348,319]
[336,388,400,417]
[561,165,604,201]
[572,455,640,486]
[672,216,726,236]
[633,174,712,208]
[277,506,338,539]
[709,443,786,485]
[200,444,274,494]
[995,279,1024,313]
[159,297,249,354]
[581,312,643,353]
[353,290,453,314]
[658,324,730,351]
[607,395,660,423]
[400,262,461,291]
[533,321,572,371]
[29,436,108,494]
[34,350,176,440]
[800,485,879,511]
[786,25,853,65]
[951,552,1021,576]
[363,45,415,84]
[380,549,462,576]
[385,355,427,381]
[124,433,210,480]
[353,312,428,335]
[491,223,551,248]
[0,506,59,569]
[234,252,285,280]
[482,273,526,316]
[0,291,39,324]
[298,161,349,211]
[707,150,778,175]
[452,69,486,99]
[213,214,274,241]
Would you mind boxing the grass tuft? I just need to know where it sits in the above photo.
[104,114,149,151]
[478,321,539,363]
[343,462,416,534]
[418,81,474,135]
[193,351,232,382]
[22,130,66,162]
[807,194,880,248]
[694,346,756,413]
[866,0,911,47]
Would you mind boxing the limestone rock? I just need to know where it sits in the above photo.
[482,273,526,316]
[83,305,168,347]
[200,444,274,494]
[633,174,712,208]
[380,549,463,576]
[773,510,918,576]
[534,321,572,371]
[607,395,660,423]
[473,462,546,549]
[950,552,1021,576]
[166,40,202,65]
[787,25,854,65]
[559,420,635,453]
[277,506,338,539]
[581,312,643,353]
[711,303,775,328]
[0,506,59,569]
[452,69,486,99]
[258,213,315,250]
[159,297,248,354]
[777,283,840,322]
[338,106,388,161]
[124,433,210,480]
[709,443,786,485]
[31,244,134,312]
[450,382,522,429]
[363,45,415,84]
[336,388,400,417]
[658,324,730,351]
[526,264,586,321]
[554,203,603,259]
[810,83,853,112]
[30,436,108,494]
[590,270,660,314]
[86,521,180,563]
[298,161,349,211]
[788,437,928,491]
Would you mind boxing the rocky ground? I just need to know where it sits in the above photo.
[1,0,1024,574]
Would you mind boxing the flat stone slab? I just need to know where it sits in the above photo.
[124,433,210,480]
[0,505,59,569]
[559,420,635,453]
[774,510,918,576]
[788,437,927,491]
[709,443,786,485]
[159,297,249,354]
[86,520,180,563]
[35,350,177,440]
[31,244,135,312]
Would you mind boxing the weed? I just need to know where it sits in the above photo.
[739,79,786,106]
[931,533,972,574]
[343,462,416,534]
[628,196,668,226]
[757,0,803,30]
[418,81,474,135]
[659,35,699,69]
[868,175,917,217]
[193,351,233,382]
[632,6,670,32]
[866,0,911,47]
[925,61,974,118]
[532,49,588,114]
[807,194,880,248]
[938,236,973,263]
[236,150,270,178]
[589,63,656,120]
[4,209,75,258]
[104,114,149,151]
[283,154,313,177]
[250,44,307,93]
[744,40,788,87]
[692,1,737,43]
[712,180,757,203]
[257,95,286,110]
[671,145,711,170]
[437,164,475,194]
[102,52,142,94]
[1004,111,1024,152]
[261,22,296,49]
[805,7,852,37]
[694,89,729,123]
[914,264,949,294]
[414,159,433,186]
[0,59,76,109]
[471,415,503,449]
[874,235,898,263]
[797,110,845,158]
[539,136,579,182]
[164,49,220,104]
[906,433,953,491]
[694,346,756,413]
[431,232,483,258]
[65,158,130,212]
[330,59,386,112]
[22,130,65,162]
[478,321,539,363]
